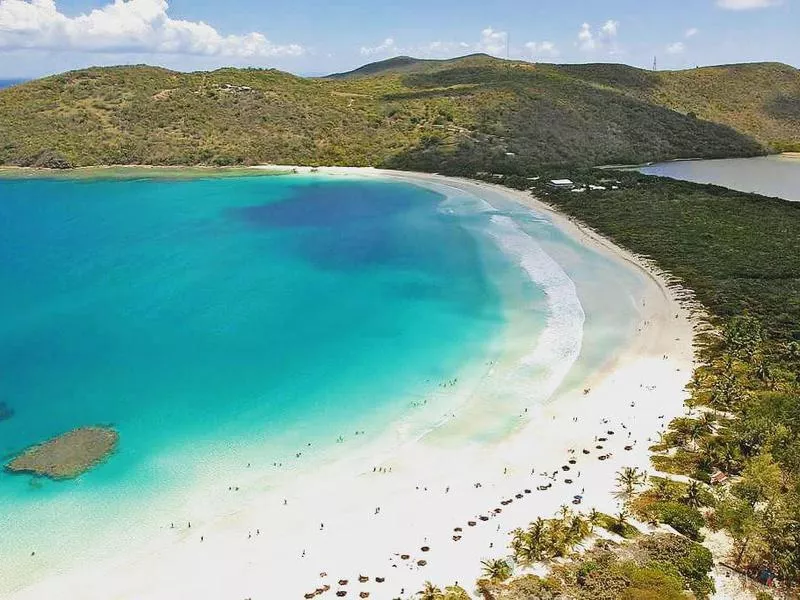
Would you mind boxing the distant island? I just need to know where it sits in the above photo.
[5,426,119,479]
[0,54,798,171]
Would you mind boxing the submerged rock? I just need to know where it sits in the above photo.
[0,401,13,422]
[5,426,119,479]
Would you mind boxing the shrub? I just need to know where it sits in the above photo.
[619,562,687,600]
[638,534,715,599]
[657,502,706,541]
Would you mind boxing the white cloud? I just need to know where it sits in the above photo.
[419,40,469,57]
[685,27,699,37]
[716,0,781,9]
[666,41,685,54]
[578,22,595,51]
[601,19,619,37]
[524,40,559,58]
[360,37,397,56]
[0,0,304,57]
[476,27,507,56]
[577,19,619,53]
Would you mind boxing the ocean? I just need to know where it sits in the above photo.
[0,171,644,593]
[0,79,24,89]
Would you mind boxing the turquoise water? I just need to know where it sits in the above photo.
[0,174,524,582]
[0,173,644,592]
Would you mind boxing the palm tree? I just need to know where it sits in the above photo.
[558,504,572,522]
[544,519,567,558]
[480,558,512,582]
[613,509,630,535]
[686,421,707,452]
[418,581,444,600]
[565,514,589,547]
[684,480,703,508]
[652,477,672,501]
[587,508,602,533]
[698,411,716,433]
[615,466,645,503]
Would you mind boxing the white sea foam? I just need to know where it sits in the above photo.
[429,181,585,408]
[486,214,586,404]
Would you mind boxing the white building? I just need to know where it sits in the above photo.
[548,179,575,189]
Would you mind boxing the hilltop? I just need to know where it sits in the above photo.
[0,55,798,169]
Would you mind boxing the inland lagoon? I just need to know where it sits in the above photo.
[640,154,800,202]
[0,169,687,599]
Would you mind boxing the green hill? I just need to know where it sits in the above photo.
[0,55,797,170]
[558,61,800,152]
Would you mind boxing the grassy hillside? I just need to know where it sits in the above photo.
[558,61,800,152]
[2,55,797,168]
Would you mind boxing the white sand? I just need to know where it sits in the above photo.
[9,168,698,600]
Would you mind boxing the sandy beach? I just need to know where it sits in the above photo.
[8,168,698,600]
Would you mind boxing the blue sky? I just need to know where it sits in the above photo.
[0,0,797,78]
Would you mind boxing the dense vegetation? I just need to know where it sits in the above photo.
[557,62,800,152]
[5,54,800,169]
[456,528,713,600]
[536,173,800,593]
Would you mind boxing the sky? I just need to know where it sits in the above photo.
[0,0,797,78]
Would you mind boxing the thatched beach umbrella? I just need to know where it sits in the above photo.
[421,546,430,552]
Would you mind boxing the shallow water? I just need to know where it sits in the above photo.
[0,173,643,592]
[640,155,800,202]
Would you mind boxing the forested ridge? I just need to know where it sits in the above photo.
[1,54,798,169]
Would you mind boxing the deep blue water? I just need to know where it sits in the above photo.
[0,174,515,577]
[0,79,24,89]
[0,175,506,472]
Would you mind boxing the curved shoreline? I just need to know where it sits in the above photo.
[7,168,697,600]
